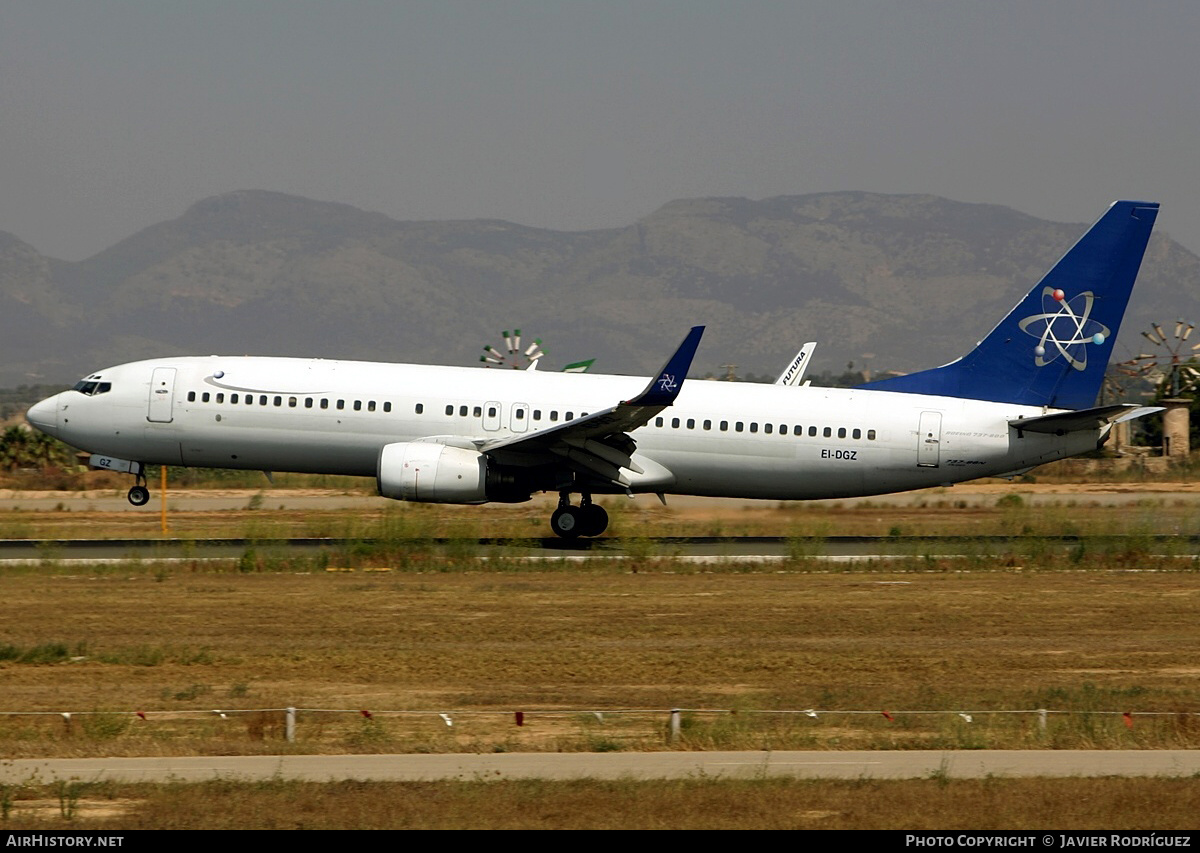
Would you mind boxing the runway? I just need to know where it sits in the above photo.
[5,484,1200,514]
[4,750,1200,783]
[3,531,1199,564]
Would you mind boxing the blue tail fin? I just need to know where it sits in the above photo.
[860,200,1159,410]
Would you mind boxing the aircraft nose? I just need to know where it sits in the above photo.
[26,395,59,436]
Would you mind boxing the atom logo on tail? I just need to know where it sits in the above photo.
[1017,287,1110,371]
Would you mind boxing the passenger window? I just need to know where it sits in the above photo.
[794,425,802,435]
[337,399,345,410]
[852,428,861,439]
[838,427,846,438]
[354,400,362,411]
[320,399,329,410]
[202,392,211,403]
[187,391,196,402]
[473,406,482,417]
[288,397,297,408]
[720,421,728,431]
[735,422,744,432]
[655,417,664,427]
[808,426,817,437]
[764,423,773,434]
[214,393,223,404]
[414,403,423,414]
[274,396,282,407]
[750,423,758,434]
[459,405,467,416]
[445,404,453,416]
[566,411,574,420]
[671,417,680,428]
[515,408,525,419]
[550,411,559,422]
[259,395,268,406]
[867,429,877,440]
[368,401,376,412]
[231,394,239,404]
[533,409,542,420]
[305,398,313,409]
[686,418,695,429]
[703,419,711,430]
[384,402,392,413]
[823,427,832,437]
[488,406,498,418]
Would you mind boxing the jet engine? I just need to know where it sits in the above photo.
[376,442,536,504]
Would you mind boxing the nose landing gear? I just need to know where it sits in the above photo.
[127,469,150,506]
[549,493,609,539]
[87,454,152,506]
[87,457,152,506]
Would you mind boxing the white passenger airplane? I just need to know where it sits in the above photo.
[26,201,1161,538]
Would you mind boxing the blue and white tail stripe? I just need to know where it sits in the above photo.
[860,201,1159,410]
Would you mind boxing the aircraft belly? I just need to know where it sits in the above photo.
[140,427,184,466]
[179,424,379,475]
[654,445,871,500]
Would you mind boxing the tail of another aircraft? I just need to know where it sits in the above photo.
[861,200,1160,410]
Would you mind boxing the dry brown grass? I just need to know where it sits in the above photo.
[3,491,1200,828]
[2,480,1200,540]
[2,777,1199,829]
[1,560,1198,755]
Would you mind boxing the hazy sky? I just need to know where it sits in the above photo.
[3,1,1199,261]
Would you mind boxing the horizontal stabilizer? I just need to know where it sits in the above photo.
[1009,404,1162,435]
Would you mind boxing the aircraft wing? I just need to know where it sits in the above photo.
[1009,404,1163,434]
[477,326,704,487]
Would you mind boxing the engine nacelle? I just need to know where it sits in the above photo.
[378,442,490,503]
[377,441,540,504]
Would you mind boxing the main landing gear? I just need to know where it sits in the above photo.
[550,493,609,539]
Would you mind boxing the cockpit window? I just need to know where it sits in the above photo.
[71,380,112,396]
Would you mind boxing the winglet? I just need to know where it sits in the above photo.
[624,326,705,406]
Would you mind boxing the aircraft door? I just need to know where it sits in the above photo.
[917,411,942,467]
[147,367,177,423]
[511,403,529,433]
[483,401,502,431]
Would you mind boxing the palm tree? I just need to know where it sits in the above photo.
[0,425,29,472]
[0,424,74,471]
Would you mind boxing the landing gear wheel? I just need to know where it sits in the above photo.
[550,506,582,539]
[127,485,150,506]
[580,504,609,537]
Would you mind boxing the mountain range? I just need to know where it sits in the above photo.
[1,190,1197,389]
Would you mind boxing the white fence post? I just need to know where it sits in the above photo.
[286,707,296,742]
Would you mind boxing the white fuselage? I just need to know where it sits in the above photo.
[30,356,1099,501]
